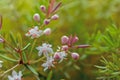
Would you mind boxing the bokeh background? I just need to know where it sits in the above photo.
[0,0,120,80]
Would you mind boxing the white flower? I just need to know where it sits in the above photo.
[54,51,67,63]
[8,70,22,80]
[36,43,53,57]
[42,56,54,71]
[0,60,3,68]
[25,26,43,39]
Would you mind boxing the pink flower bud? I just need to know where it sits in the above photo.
[51,14,59,20]
[44,19,50,25]
[71,53,79,60]
[61,36,69,44]
[43,28,51,35]
[72,36,79,44]
[33,13,40,22]
[54,52,61,60]
[0,38,4,43]
[40,5,46,13]
[62,45,68,51]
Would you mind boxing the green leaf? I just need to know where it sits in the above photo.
[102,35,114,46]
[64,72,70,79]
[24,64,39,76]
[22,43,31,51]
[95,65,107,69]
[29,39,37,57]
[73,64,81,70]
[22,52,27,63]
[0,54,18,62]
[47,70,53,80]
[106,30,114,43]
[9,32,17,46]
[16,33,23,48]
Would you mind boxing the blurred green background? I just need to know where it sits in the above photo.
[0,0,120,80]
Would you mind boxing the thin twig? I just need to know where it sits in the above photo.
[0,64,19,77]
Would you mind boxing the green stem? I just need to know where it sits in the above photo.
[30,57,45,64]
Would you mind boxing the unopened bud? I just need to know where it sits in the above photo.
[54,52,60,60]
[40,5,46,13]
[72,36,79,44]
[51,14,59,20]
[43,28,51,35]
[71,53,79,60]
[61,36,69,44]
[62,45,68,51]
[33,13,40,22]
[44,19,50,25]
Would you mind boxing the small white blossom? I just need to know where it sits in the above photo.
[0,60,3,68]
[8,70,22,80]
[36,43,53,57]
[54,51,67,63]
[25,26,43,39]
[42,56,54,71]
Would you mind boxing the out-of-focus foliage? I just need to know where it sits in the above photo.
[0,0,120,80]
[92,25,120,80]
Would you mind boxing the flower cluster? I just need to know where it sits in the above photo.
[26,1,60,39]
[36,35,89,71]
[36,43,55,71]
[25,26,43,39]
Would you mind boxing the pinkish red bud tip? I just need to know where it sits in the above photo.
[76,45,90,48]
[72,36,79,44]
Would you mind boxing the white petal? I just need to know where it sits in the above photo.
[0,61,3,63]
[8,76,14,80]
[12,70,17,77]
[34,26,38,30]
[38,51,42,56]
[44,67,48,71]
[18,71,22,77]
[0,64,2,68]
